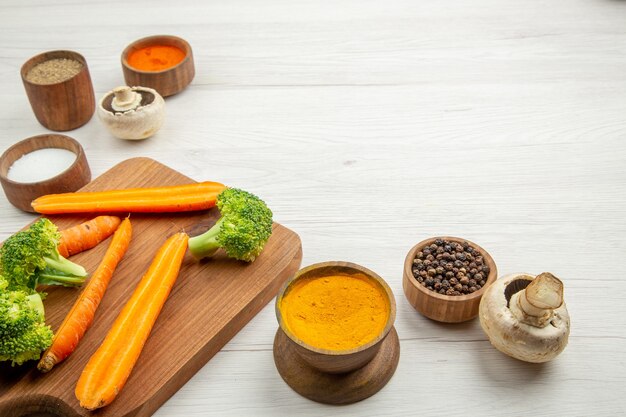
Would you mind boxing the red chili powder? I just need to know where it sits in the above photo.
[127,45,186,72]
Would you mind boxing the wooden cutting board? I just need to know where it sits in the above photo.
[0,157,303,417]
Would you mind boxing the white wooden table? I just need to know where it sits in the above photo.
[1,1,625,415]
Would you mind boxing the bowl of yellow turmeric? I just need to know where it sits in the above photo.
[274,261,399,406]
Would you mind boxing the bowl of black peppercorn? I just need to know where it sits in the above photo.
[403,237,497,323]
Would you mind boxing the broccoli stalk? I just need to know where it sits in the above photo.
[188,188,273,262]
[1,218,87,291]
[38,248,88,286]
[188,217,227,259]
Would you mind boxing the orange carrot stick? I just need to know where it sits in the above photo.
[31,182,227,214]
[75,232,189,410]
[58,216,122,257]
[38,218,132,373]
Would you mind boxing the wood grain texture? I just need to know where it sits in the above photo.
[273,327,400,405]
[20,50,95,131]
[0,134,91,212]
[1,0,625,415]
[403,237,497,323]
[0,158,303,417]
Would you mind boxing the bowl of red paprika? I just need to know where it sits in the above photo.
[121,35,195,97]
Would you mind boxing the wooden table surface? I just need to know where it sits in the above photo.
[1,1,625,416]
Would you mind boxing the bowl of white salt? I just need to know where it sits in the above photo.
[0,134,91,212]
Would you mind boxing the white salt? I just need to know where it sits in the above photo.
[8,148,77,183]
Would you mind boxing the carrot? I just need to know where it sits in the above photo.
[38,218,132,373]
[31,181,227,214]
[75,232,189,410]
[57,216,122,257]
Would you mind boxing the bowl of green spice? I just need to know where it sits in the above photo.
[21,50,95,131]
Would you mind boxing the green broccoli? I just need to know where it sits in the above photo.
[188,188,273,262]
[1,218,87,292]
[0,281,53,366]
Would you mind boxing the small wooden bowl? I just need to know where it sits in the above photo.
[121,35,195,97]
[21,50,95,131]
[403,236,497,323]
[276,261,396,374]
[0,134,91,212]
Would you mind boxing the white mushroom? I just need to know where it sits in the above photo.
[479,272,570,363]
[97,86,165,140]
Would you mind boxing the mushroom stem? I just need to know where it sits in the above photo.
[111,86,142,112]
[510,272,563,328]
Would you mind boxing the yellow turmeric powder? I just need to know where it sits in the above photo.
[280,274,390,351]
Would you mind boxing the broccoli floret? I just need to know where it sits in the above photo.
[188,188,273,262]
[0,289,53,366]
[1,218,87,292]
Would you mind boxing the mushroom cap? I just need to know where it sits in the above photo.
[479,273,570,363]
[97,86,165,140]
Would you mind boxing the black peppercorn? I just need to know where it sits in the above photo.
[413,238,488,296]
